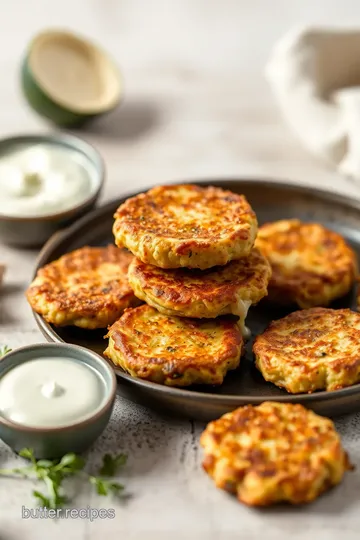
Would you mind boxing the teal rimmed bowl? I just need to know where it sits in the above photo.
[0,133,105,247]
[0,343,116,458]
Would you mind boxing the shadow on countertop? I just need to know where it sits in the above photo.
[75,100,161,142]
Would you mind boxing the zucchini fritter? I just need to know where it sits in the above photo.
[200,401,352,506]
[254,307,360,393]
[357,277,360,312]
[113,184,258,269]
[27,245,139,329]
[128,248,271,331]
[255,219,357,308]
[104,304,243,387]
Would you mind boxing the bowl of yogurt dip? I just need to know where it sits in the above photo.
[0,343,116,458]
[0,133,104,246]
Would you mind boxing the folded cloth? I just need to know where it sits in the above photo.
[266,26,360,180]
[0,264,5,286]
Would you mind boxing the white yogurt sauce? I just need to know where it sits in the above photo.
[0,358,106,428]
[0,144,98,217]
[234,299,252,339]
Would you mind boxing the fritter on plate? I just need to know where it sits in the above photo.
[27,245,139,329]
[113,184,258,269]
[357,277,360,312]
[128,248,271,335]
[104,304,243,387]
[255,219,357,308]
[254,307,360,393]
[200,401,351,506]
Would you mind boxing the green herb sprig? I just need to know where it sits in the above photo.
[0,346,127,508]
[0,448,127,509]
[0,345,12,357]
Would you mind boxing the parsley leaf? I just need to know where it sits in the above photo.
[0,345,12,358]
[99,453,127,477]
[0,448,128,509]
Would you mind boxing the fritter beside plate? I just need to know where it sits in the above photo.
[255,219,357,308]
[113,184,258,270]
[128,248,271,335]
[254,307,360,393]
[104,304,243,387]
[27,245,139,329]
[200,402,351,506]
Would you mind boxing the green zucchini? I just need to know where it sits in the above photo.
[21,30,122,127]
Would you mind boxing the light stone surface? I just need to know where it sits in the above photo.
[1,1,360,538]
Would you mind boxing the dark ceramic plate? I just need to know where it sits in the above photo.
[32,180,360,421]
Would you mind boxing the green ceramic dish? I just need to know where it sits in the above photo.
[21,29,122,127]
[0,343,116,459]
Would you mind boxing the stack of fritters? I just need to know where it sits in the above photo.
[105,184,271,386]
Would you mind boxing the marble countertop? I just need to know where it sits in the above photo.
[2,1,360,538]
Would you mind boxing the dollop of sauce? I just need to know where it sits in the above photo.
[0,358,106,428]
[0,144,99,217]
[41,380,65,399]
[234,299,252,339]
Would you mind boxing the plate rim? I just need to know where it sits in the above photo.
[31,177,360,406]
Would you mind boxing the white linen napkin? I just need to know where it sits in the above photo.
[266,26,360,180]
[0,264,5,286]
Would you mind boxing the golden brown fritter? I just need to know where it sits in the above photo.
[200,401,352,506]
[27,245,139,329]
[113,184,258,269]
[357,277,360,312]
[254,307,360,393]
[128,248,271,331]
[104,304,243,387]
[255,219,357,308]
